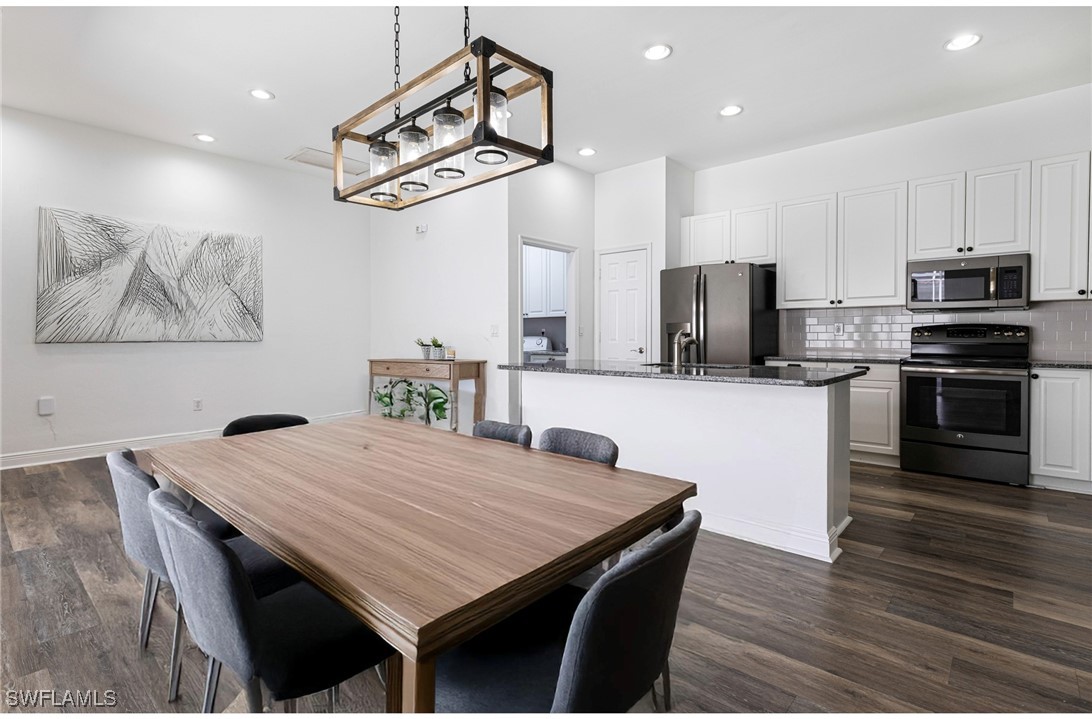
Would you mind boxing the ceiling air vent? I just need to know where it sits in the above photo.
[286,147,369,176]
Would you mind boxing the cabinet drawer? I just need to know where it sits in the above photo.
[371,362,452,380]
[826,362,900,382]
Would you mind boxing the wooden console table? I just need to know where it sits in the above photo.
[368,359,487,433]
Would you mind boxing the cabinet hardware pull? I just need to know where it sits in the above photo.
[1031,374,1039,379]
[956,247,964,253]
[1079,290,1087,296]
[829,300,836,305]
[966,246,974,252]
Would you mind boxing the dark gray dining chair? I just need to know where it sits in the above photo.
[223,413,309,437]
[539,427,619,467]
[472,420,533,448]
[148,489,395,713]
[107,450,300,702]
[434,510,701,713]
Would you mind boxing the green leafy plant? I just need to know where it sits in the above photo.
[414,338,428,347]
[430,336,443,348]
[373,378,450,426]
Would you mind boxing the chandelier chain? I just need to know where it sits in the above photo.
[393,6,401,120]
[463,6,471,82]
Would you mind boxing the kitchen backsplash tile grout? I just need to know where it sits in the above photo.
[779,301,1092,362]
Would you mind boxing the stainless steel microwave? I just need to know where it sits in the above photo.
[906,253,1030,312]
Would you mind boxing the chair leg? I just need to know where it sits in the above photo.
[326,686,336,713]
[282,698,297,713]
[662,660,672,712]
[375,662,386,688]
[331,684,340,707]
[139,570,160,650]
[167,601,184,702]
[202,657,221,713]
[245,677,263,713]
[651,685,662,712]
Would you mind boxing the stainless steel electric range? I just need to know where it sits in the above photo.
[900,324,1031,486]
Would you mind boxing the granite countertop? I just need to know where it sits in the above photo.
[1030,361,1092,370]
[766,355,906,365]
[499,359,866,387]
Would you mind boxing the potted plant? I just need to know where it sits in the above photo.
[429,336,445,360]
[415,338,430,359]
[417,384,449,426]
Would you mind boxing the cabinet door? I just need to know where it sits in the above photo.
[838,182,907,307]
[546,248,567,316]
[1030,152,1091,301]
[1030,369,1091,482]
[729,204,776,264]
[908,172,965,260]
[966,162,1031,255]
[689,213,728,265]
[847,380,899,455]
[523,245,547,318]
[776,194,837,308]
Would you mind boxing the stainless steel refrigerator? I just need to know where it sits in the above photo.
[660,263,778,365]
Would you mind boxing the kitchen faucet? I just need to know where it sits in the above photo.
[671,329,699,370]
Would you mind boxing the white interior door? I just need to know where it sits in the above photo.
[599,249,648,361]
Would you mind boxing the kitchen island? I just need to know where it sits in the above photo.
[501,360,866,562]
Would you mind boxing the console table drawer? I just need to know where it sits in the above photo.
[371,361,452,380]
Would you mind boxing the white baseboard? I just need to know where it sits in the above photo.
[1030,474,1092,495]
[850,450,899,468]
[697,509,846,564]
[0,410,366,470]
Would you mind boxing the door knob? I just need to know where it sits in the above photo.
[630,347,645,354]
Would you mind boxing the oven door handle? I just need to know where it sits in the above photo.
[900,366,1029,377]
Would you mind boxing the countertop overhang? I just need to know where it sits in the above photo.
[500,360,866,386]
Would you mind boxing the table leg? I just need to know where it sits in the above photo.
[384,653,435,713]
[473,374,486,424]
[369,373,376,415]
[449,377,459,434]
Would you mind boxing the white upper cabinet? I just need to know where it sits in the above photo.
[908,172,966,260]
[776,194,838,308]
[1030,152,1091,301]
[687,213,729,265]
[546,247,568,316]
[730,204,776,265]
[837,182,907,307]
[1030,369,1091,483]
[523,246,567,318]
[966,161,1031,255]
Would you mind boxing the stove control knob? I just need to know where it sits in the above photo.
[1004,331,1014,336]
[924,330,932,336]
[912,329,922,337]
[1016,330,1026,337]
[956,433,965,439]
[994,331,1002,336]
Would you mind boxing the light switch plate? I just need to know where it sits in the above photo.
[834,322,844,336]
[38,396,55,416]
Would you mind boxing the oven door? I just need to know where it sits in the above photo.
[900,366,1029,452]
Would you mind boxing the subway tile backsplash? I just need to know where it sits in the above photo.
[779,301,1092,362]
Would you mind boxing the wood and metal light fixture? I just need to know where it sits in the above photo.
[332,7,554,211]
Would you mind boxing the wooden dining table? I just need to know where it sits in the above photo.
[147,415,697,712]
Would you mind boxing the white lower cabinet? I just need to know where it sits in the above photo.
[766,360,900,458]
[1030,368,1091,487]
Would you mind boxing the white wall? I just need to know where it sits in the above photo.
[368,181,511,428]
[665,158,695,271]
[594,157,668,360]
[1,108,371,461]
[508,161,596,418]
[694,85,1092,213]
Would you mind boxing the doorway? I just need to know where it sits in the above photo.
[517,236,579,361]
[596,246,651,361]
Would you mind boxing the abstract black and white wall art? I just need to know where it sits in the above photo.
[35,207,263,343]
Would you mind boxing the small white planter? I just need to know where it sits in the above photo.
[430,346,445,360]
[419,346,431,359]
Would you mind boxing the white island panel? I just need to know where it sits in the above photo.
[519,370,851,562]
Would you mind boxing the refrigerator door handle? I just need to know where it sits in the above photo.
[691,274,699,359]
[699,274,707,363]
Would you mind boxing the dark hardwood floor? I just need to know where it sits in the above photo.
[2,457,1090,712]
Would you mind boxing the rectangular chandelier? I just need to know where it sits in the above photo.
[333,37,553,211]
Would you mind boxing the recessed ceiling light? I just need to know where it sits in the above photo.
[719,105,744,117]
[249,88,276,100]
[577,147,597,157]
[643,44,672,61]
[944,34,981,51]
[193,133,216,143]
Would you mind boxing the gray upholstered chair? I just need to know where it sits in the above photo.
[539,427,619,467]
[434,510,701,713]
[106,450,299,702]
[223,413,309,437]
[472,420,533,448]
[148,489,394,713]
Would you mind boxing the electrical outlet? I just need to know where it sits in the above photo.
[834,322,845,336]
[415,224,429,234]
[37,396,55,416]
[579,326,585,336]
[192,399,203,412]
[489,324,500,337]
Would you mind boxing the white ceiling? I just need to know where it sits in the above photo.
[3,6,1089,178]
